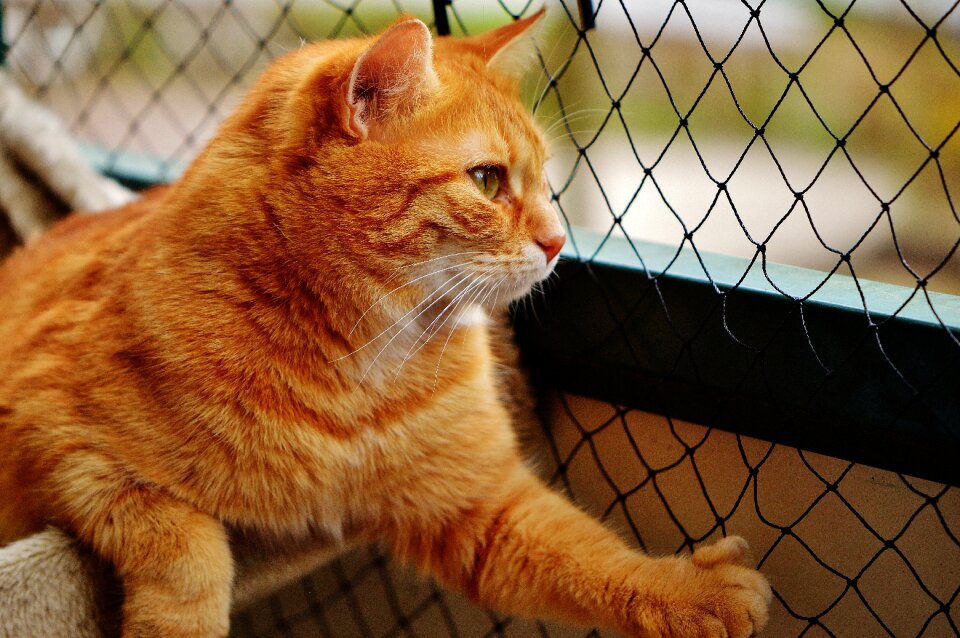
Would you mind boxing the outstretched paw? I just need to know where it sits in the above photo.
[627,536,772,638]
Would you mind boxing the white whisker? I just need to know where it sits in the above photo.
[539,108,612,140]
[357,272,474,384]
[489,275,509,309]
[395,273,492,379]
[348,261,471,337]
[415,275,489,351]
[432,274,498,390]
[383,251,484,284]
[332,269,471,363]
[476,275,505,311]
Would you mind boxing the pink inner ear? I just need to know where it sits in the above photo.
[347,20,435,138]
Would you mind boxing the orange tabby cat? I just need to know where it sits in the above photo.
[0,12,770,637]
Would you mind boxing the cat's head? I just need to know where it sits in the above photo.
[240,10,562,313]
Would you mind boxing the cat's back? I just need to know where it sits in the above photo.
[0,189,166,415]
[0,189,161,336]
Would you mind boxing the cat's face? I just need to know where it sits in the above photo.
[269,11,563,313]
[393,52,564,309]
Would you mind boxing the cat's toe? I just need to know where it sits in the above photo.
[692,535,749,568]
[710,564,772,637]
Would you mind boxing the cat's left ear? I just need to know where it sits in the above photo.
[468,7,546,79]
[345,18,438,139]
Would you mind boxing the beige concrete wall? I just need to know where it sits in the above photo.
[236,392,959,637]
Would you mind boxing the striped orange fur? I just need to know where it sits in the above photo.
[0,12,770,637]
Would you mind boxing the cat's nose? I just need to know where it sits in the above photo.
[536,231,566,263]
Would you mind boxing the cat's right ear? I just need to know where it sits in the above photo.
[343,19,438,139]
[466,8,546,79]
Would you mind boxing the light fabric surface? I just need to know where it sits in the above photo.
[0,528,344,638]
[0,70,134,241]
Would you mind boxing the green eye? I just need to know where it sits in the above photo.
[469,166,501,200]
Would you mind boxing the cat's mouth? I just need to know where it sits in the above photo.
[453,248,559,310]
[404,244,558,320]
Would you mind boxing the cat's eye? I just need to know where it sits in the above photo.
[468,166,501,200]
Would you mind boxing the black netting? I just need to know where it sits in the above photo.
[4,1,958,636]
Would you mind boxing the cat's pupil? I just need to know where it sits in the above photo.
[470,166,500,200]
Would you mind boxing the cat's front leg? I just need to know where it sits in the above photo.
[62,481,234,638]
[393,465,771,637]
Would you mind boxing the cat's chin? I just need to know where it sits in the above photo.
[487,272,551,308]
[507,256,560,303]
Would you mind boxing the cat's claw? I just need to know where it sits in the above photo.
[626,536,772,638]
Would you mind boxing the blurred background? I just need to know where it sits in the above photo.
[5,0,959,294]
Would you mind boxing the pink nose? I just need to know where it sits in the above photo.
[537,232,566,263]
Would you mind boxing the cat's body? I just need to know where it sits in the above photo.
[0,189,505,541]
[0,13,770,637]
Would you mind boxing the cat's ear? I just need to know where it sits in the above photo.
[345,18,438,139]
[469,8,546,79]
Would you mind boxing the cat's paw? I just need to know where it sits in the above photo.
[627,536,772,638]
